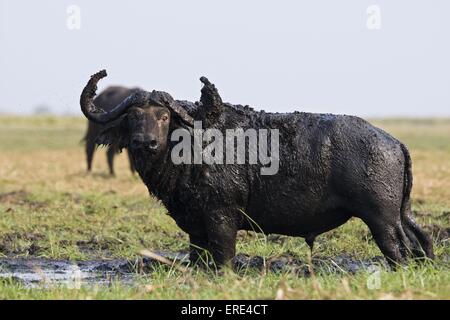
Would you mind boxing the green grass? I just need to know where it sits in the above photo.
[0,116,448,299]
[0,262,448,299]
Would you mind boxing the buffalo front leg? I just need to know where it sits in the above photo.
[127,150,136,175]
[189,234,210,266]
[107,146,116,176]
[85,138,96,172]
[205,211,238,267]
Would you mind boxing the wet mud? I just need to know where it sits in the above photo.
[233,253,389,276]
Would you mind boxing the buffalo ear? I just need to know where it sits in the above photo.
[197,76,223,127]
[168,102,194,127]
[95,116,129,150]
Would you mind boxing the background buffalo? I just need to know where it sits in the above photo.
[82,86,137,175]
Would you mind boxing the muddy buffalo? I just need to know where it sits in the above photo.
[83,86,137,175]
[80,70,434,267]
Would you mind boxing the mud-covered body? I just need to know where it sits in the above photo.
[133,102,432,266]
[80,71,434,266]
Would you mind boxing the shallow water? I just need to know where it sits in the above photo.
[0,252,189,288]
[0,253,388,288]
[0,258,138,288]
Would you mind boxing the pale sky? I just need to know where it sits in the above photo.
[1,0,449,117]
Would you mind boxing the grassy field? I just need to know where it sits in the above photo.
[0,116,448,299]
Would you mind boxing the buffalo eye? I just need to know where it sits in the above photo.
[161,115,169,122]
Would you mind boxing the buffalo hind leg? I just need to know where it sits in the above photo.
[362,215,407,267]
[402,215,434,259]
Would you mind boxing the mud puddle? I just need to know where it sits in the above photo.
[0,252,391,288]
[0,252,189,288]
[0,258,136,288]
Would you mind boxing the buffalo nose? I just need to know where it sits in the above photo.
[149,139,158,149]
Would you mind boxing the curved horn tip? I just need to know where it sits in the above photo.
[91,69,108,80]
[199,76,211,85]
